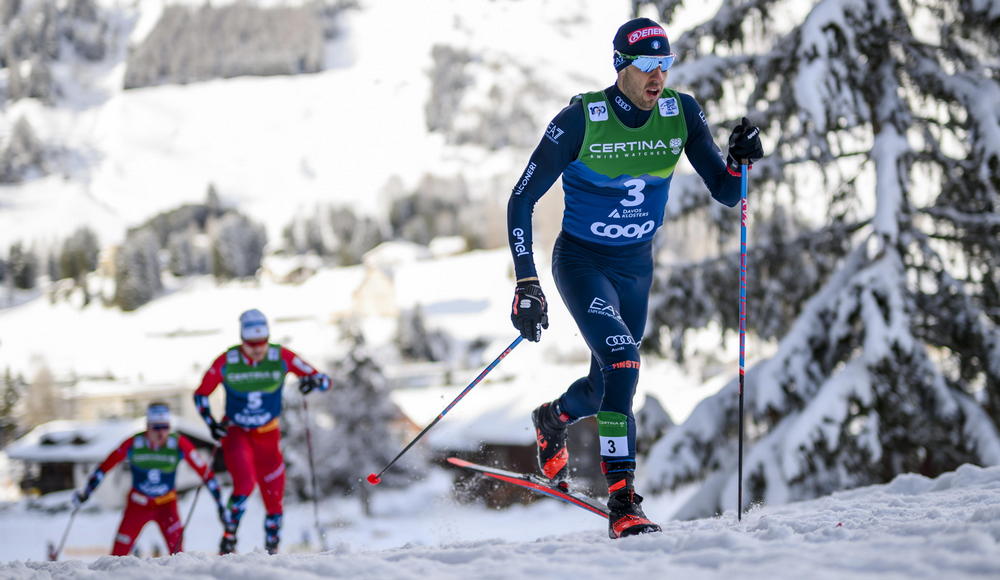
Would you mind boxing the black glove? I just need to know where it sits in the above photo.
[727,116,764,173]
[299,373,331,395]
[71,490,88,509]
[208,418,229,442]
[511,280,548,342]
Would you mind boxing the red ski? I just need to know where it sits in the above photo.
[447,457,609,519]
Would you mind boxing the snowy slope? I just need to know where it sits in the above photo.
[1,464,998,578]
[0,0,633,249]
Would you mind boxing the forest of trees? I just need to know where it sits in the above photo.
[1,0,108,104]
[426,43,554,151]
[122,3,329,89]
[281,173,506,263]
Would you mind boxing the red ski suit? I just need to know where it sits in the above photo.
[94,433,215,555]
[195,345,319,514]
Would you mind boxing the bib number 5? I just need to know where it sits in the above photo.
[621,179,646,207]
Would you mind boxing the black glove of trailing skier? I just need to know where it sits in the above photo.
[726,116,764,174]
[511,280,548,342]
[298,373,331,395]
[208,418,229,442]
[71,490,88,509]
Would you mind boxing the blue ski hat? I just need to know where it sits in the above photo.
[613,17,671,71]
[239,308,269,341]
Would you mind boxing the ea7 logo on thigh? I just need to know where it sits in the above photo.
[588,297,621,319]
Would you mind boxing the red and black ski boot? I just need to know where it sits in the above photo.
[532,400,571,482]
[606,473,661,539]
[264,513,282,555]
[219,530,237,555]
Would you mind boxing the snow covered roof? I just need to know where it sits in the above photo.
[5,417,212,463]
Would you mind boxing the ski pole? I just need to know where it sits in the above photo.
[301,396,328,550]
[49,504,80,561]
[367,335,524,485]
[182,444,221,529]
[737,160,749,521]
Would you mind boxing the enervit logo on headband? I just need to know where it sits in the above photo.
[627,26,666,44]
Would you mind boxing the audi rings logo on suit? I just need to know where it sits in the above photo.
[605,335,637,347]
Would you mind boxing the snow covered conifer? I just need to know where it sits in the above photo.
[113,230,162,311]
[0,117,46,183]
[635,0,1000,517]
[285,325,415,515]
[6,241,38,290]
[210,213,267,279]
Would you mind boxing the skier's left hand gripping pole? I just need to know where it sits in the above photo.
[367,335,524,485]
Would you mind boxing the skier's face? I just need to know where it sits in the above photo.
[617,65,667,111]
[242,338,269,362]
[146,423,169,447]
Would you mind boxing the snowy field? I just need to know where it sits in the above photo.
[1,463,998,579]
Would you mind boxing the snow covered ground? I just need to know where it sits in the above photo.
[1,463,998,578]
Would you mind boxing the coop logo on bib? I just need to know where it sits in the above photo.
[590,220,655,239]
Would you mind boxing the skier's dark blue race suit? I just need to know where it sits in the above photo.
[508,84,741,472]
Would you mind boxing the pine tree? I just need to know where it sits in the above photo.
[210,213,267,279]
[58,226,100,304]
[284,326,416,516]
[113,230,162,311]
[0,369,26,448]
[635,0,1000,516]
[0,117,46,183]
[7,241,38,290]
[166,228,210,276]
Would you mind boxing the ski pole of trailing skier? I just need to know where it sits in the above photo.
[182,444,220,529]
[737,160,749,522]
[367,335,524,485]
[302,396,328,550]
[49,503,80,561]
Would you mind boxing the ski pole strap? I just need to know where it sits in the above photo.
[600,459,636,474]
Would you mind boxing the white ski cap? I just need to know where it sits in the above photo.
[147,403,171,426]
[240,308,270,341]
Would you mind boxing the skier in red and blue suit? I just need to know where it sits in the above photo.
[194,308,330,555]
[72,402,227,555]
[508,18,763,538]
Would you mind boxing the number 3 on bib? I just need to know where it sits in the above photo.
[621,179,646,207]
